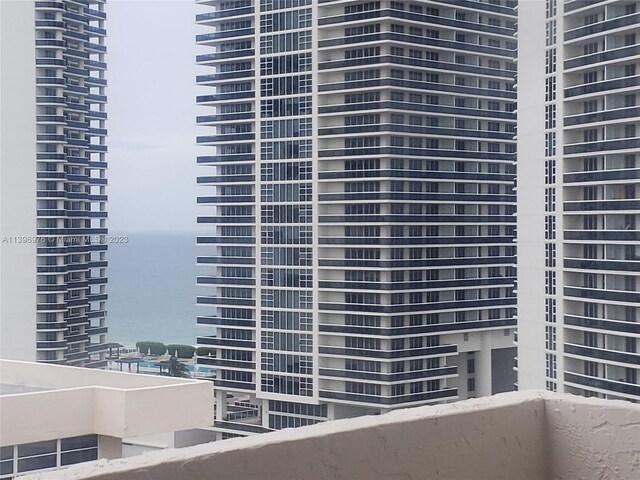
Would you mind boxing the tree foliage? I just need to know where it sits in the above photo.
[195,346,216,357]
[166,344,196,359]
[161,356,191,378]
[136,341,166,356]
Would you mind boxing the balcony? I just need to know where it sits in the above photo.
[564,137,640,155]
[564,106,640,127]
[196,70,255,85]
[38,391,640,480]
[196,49,254,64]
[564,75,640,98]
[565,13,640,41]
[319,9,514,40]
[196,28,254,44]
[320,344,456,358]
[195,7,254,23]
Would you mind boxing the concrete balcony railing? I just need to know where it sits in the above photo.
[32,391,640,480]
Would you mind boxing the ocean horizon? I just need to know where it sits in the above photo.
[106,231,204,347]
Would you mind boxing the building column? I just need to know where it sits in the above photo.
[215,390,227,420]
[261,400,270,428]
[476,334,493,397]
[98,435,122,460]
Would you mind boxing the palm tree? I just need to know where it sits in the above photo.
[160,356,190,378]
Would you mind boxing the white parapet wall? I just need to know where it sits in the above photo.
[0,360,214,446]
[25,391,640,480]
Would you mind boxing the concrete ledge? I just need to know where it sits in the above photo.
[25,391,640,480]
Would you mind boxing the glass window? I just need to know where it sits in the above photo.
[18,455,57,473]
[61,449,98,466]
[17,441,56,458]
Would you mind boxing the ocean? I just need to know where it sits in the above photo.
[106,232,202,347]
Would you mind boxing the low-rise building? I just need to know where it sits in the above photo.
[0,360,214,478]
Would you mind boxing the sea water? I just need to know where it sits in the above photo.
[106,232,204,347]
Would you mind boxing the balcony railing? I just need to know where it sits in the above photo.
[45,392,640,480]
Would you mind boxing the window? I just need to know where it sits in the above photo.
[345,70,380,82]
[583,42,598,55]
[546,48,556,74]
[584,13,599,25]
[546,20,556,46]
[583,129,598,142]
[260,31,312,55]
[345,92,380,104]
[545,77,556,102]
[625,33,636,46]
[625,64,636,77]
[426,379,440,391]
[467,377,476,392]
[546,0,557,17]
[345,24,380,36]
[345,47,380,59]
[625,124,636,138]
[344,2,380,14]
[583,100,598,113]
[584,361,598,378]
[346,382,381,395]
[545,104,556,129]
[583,71,598,84]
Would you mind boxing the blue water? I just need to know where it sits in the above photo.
[137,361,214,374]
[107,232,203,346]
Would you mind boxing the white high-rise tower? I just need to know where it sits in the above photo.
[1,0,109,368]
[517,0,638,401]
[196,0,519,437]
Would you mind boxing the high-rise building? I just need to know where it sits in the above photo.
[517,0,639,401]
[196,0,518,436]
[0,0,109,367]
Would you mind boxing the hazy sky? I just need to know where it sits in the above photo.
[106,1,204,233]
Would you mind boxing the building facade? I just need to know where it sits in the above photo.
[196,0,519,435]
[517,0,639,401]
[0,0,108,368]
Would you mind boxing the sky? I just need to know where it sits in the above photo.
[106,1,204,233]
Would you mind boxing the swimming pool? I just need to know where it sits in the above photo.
[124,361,215,376]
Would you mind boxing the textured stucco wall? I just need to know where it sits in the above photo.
[25,392,640,480]
[545,396,640,480]
[32,393,551,480]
